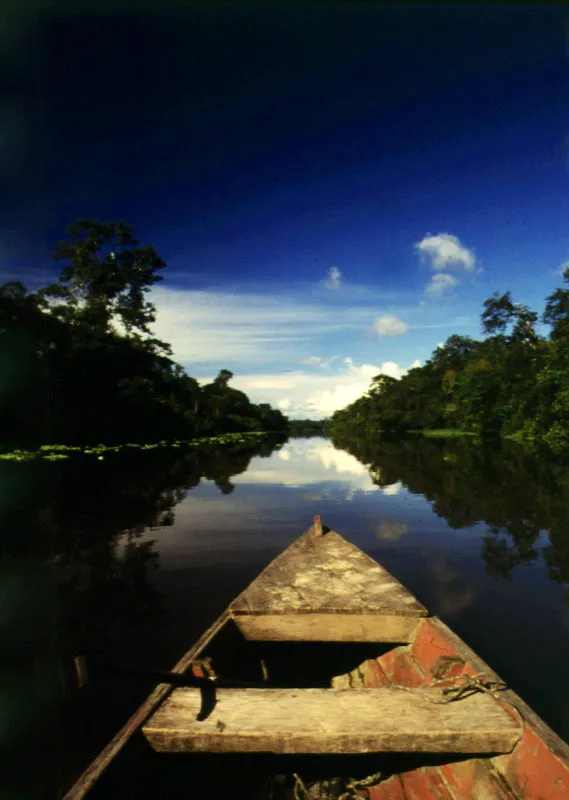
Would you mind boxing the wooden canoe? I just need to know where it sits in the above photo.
[64,516,569,799]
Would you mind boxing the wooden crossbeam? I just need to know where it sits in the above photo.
[233,613,422,642]
[143,687,520,755]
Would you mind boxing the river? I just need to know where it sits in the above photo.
[3,433,569,798]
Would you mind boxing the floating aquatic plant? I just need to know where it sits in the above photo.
[0,431,273,463]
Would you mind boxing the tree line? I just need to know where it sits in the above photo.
[0,219,288,447]
[331,276,569,452]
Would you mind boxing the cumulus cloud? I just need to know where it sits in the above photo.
[372,314,409,338]
[233,357,419,419]
[324,266,342,290]
[415,233,476,272]
[425,273,458,298]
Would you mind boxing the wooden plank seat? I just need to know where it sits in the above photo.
[143,687,521,755]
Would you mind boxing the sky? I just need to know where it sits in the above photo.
[3,1,569,418]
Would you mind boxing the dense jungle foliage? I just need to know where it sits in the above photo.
[287,418,331,436]
[0,219,288,446]
[331,275,569,452]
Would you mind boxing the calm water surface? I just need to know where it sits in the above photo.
[4,434,569,798]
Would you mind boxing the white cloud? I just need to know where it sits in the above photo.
[425,273,458,298]
[233,357,418,419]
[299,355,340,369]
[150,286,436,371]
[149,285,428,418]
[324,266,342,290]
[557,260,569,277]
[382,481,403,496]
[415,233,476,272]
[410,359,422,368]
[245,376,299,389]
[372,314,409,338]
[150,286,372,366]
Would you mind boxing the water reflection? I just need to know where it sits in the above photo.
[332,432,569,598]
[426,557,477,620]
[2,435,286,799]
[4,432,569,797]
[234,437,377,492]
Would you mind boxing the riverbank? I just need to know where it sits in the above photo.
[0,431,280,462]
[412,428,479,439]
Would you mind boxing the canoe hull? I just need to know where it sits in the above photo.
[333,615,569,799]
[65,519,569,799]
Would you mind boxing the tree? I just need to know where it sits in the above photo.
[38,219,166,337]
[213,369,234,389]
[543,268,569,342]
[482,291,539,346]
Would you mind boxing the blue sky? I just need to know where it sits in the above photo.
[3,2,569,417]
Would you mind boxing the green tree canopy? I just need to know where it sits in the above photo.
[38,219,166,336]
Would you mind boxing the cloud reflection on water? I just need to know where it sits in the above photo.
[150,438,403,565]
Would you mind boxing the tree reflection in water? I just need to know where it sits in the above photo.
[332,432,569,598]
[1,435,284,799]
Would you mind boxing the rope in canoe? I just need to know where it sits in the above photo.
[393,670,508,704]
[287,660,524,800]
[292,770,384,800]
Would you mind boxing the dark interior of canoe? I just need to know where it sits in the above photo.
[85,622,497,799]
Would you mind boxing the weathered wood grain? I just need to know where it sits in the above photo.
[143,687,521,755]
[230,529,427,617]
[233,613,421,642]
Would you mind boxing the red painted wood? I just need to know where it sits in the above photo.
[388,651,426,688]
[439,759,476,797]
[367,775,405,799]
[412,619,463,674]
[399,767,454,799]
[191,664,205,679]
[440,759,512,799]
[375,646,402,681]
[492,722,569,798]
[360,657,390,688]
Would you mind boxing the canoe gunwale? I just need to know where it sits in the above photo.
[428,616,569,766]
[61,609,232,800]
